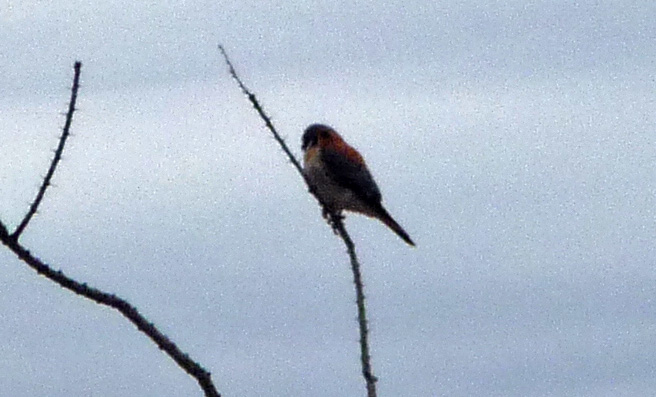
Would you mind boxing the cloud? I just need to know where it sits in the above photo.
[1,1,656,396]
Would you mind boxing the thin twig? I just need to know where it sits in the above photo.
[218,45,378,396]
[218,45,305,178]
[12,62,82,240]
[0,222,221,397]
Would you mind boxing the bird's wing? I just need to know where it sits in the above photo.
[322,147,382,204]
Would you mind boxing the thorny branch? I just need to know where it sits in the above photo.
[218,45,305,179]
[0,62,221,397]
[12,62,82,240]
[219,45,378,397]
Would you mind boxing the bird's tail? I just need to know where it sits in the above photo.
[374,206,415,246]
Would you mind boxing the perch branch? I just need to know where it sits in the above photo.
[218,45,377,397]
[331,216,378,397]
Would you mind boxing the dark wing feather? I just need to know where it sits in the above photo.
[322,147,382,204]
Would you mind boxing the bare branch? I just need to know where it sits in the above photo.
[2,62,222,397]
[218,45,378,396]
[331,216,378,397]
[218,45,305,179]
[12,62,82,240]
[0,224,221,397]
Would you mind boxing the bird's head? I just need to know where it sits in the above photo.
[302,124,337,152]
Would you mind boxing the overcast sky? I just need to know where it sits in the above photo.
[1,1,655,396]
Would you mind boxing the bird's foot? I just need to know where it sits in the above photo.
[323,209,344,235]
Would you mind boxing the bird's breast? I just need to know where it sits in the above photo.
[303,146,321,168]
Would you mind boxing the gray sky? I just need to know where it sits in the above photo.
[1,1,655,396]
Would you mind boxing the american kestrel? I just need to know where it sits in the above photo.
[301,124,415,246]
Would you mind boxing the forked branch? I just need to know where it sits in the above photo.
[1,62,221,397]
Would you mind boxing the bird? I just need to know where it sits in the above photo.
[301,124,415,246]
